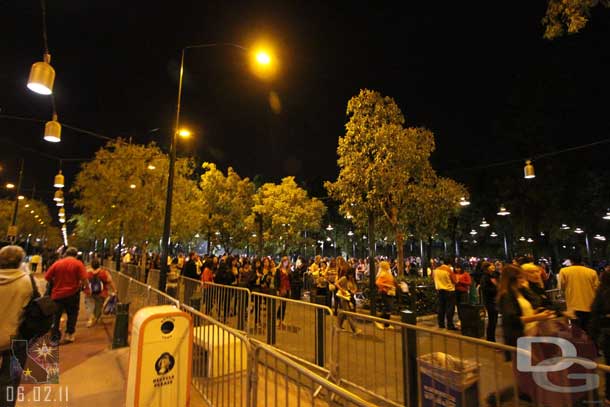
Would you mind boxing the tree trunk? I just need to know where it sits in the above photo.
[396,231,405,277]
[368,211,377,316]
[256,213,264,256]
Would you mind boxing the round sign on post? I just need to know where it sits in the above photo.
[126,305,193,407]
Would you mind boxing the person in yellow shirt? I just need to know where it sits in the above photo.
[433,258,458,330]
[559,254,599,333]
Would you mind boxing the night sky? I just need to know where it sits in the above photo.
[1,1,609,224]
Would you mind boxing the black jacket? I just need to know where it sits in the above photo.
[589,288,610,347]
[480,273,498,305]
[182,260,198,280]
[498,290,524,346]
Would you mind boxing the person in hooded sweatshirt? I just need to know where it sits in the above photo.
[0,245,33,407]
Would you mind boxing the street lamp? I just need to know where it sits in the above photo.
[159,42,276,291]
[5,183,15,189]
[560,224,570,230]
[54,170,64,188]
[480,218,489,228]
[497,206,510,216]
[459,197,470,206]
[326,224,334,231]
[524,160,535,179]
[44,114,61,142]
[490,231,498,238]
[603,209,610,220]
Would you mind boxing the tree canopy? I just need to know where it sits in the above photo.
[543,0,609,39]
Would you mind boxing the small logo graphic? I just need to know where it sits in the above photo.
[10,334,59,384]
[155,352,175,376]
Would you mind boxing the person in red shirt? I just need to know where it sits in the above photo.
[45,247,87,344]
[454,263,472,327]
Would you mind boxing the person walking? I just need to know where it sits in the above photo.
[433,258,457,330]
[375,261,396,329]
[336,268,361,334]
[559,254,599,333]
[0,246,33,407]
[84,259,116,327]
[480,261,499,341]
[181,252,199,305]
[45,247,88,345]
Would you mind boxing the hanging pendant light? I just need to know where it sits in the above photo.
[53,189,63,202]
[54,170,64,188]
[59,217,65,223]
[27,53,55,95]
[459,197,470,207]
[490,231,498,238]
[469,229,477,236]
[56,199,64,207]
[44,113,61,142]
[480,218,490,228]
[497,206,510,216]
[603,209,610,220]
[58,208,65,217]
[524,160,535,179]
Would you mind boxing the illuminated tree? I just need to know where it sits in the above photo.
[72,139,203,248]
[198,163,255,253]
[248,177,326,254]
[543,0,609,39]
[0,198,53,242]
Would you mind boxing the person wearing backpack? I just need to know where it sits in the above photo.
[0,246,34,407]
[84,259,116,327]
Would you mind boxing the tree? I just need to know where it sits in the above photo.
[199,163,255,254]
[326,90,467,281]
[543,0,610,39]
[0,198,53,242]
[72,139,203,249]
[247,177,326,255]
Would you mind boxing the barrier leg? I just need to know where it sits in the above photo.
[112,302,130,349]
[266,297,276,345]
[401,310,418,407]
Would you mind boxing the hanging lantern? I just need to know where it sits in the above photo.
[44,113,61,142]
[27,53,55,95]
[58,208,65,217]
[524,160,535,179]
[497,206,511,216]
[459,197,470,206]
[53,189,63,202]
[56,199,64,207]
[54,170,64,188]
[59,217,65,223]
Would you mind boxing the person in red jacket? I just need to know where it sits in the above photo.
[454,263,472,326]
[45,247,87,344]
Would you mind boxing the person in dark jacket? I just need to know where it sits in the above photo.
[290,257,306,301]
[214,261,235,322]
[588,268,610,404]
[479,261,499,341]
[181,252,199,304]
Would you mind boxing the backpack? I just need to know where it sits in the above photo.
[19,275,59,341]
[89,272,105,296]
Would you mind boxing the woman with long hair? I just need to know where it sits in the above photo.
[497,264,554,347]
[275,256,291,329]
[375,260,396,329]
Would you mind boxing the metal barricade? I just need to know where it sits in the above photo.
[180,303,251,407]
[200,282,251,332]
[148,268,160,289]
[249,291,333,370]
[251,341,376,407]
[180,276,203,308]
[332,310,519,407]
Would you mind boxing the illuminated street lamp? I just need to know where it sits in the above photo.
[603,209,610,220]
[480,218,489,228]
[497,206,510,216]
[160,41,276,291]
[469,229,477,236]
[574,227,584,234]
[524,160,535,179]
[53,189,63,202]
[5,183,15,189]
[519,236,526,241]
[560,224,570,230]
[490,232,498,238]
[527,238,534,243]
[17,195,24,200]
[147,164,156,170]
[54,170,64,188]
[44,114,61,142]
[594,234,606,241]
[459,197,470,207]
[326,224,334,232]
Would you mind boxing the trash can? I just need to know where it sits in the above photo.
[459,304,485,338]
[418,352,480,407]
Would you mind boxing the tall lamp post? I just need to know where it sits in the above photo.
[6,159,24,242]
[159,43,274,291]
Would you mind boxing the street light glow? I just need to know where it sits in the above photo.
[574,227,584,234]
[480,218,489,228]
[469,229,477,236]
[490,232,498,238]
[497,206,510,216]
[5,183,15,189]
[147,164,156,170]
[129,184,136,189]
[177,128,191,138]
[560,224,570,230]
[255,51,271,65]
[18,195,24,200]
[326,224,334,231]
[604,209,610,220]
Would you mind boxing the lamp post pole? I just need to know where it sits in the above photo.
[6,158,24,243]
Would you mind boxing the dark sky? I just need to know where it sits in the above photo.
[1,1,609,220]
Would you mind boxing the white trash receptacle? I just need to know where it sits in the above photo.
[126,305,193,407]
